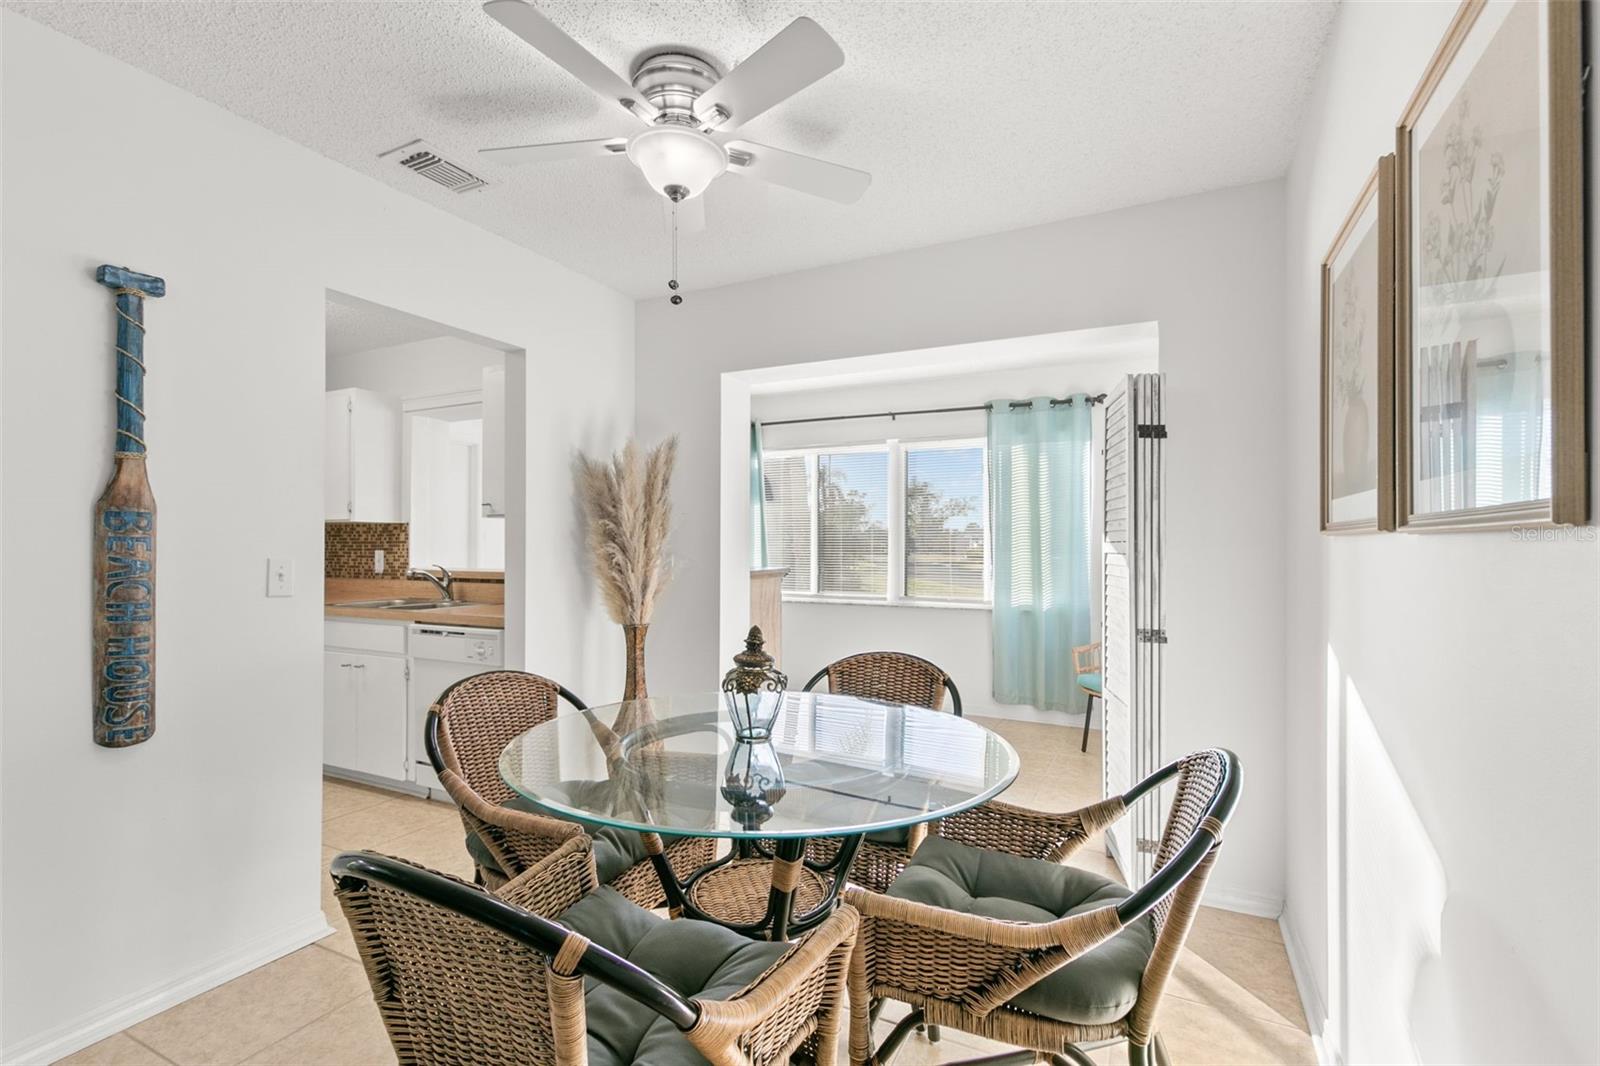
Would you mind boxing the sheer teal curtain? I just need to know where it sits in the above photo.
[989,396,1093,711]
[750,420,769,568]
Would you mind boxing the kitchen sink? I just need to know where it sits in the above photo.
[333,598,471,610]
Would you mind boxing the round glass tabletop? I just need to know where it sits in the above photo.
[499,691,1020,840]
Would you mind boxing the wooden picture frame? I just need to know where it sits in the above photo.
[1395,0,1587,530]
[1322,156,1397,533]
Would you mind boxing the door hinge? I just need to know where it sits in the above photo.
[1136,424,1167,439]
[1136,837,1159,854]
[404,664,411,682]
[347,398,354,413]
[1136,628,1168,644]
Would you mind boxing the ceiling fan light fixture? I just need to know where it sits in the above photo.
[626,126,727,200]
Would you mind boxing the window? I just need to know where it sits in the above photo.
[818,450,889,596]
[763,439,989,606]
[905,444,986,602]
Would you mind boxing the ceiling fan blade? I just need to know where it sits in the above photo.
[693,17,843,132]
[724,140,870,204]
[479,137,628,166]
[483,0,657,124]
[669,195,706,236]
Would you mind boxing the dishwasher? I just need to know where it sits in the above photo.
[408,623,503,795]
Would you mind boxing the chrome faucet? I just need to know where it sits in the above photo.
[407,564,455,602]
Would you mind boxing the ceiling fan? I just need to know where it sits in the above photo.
[478,0,872,232]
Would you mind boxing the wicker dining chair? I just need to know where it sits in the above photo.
[798,652,962,894]
[1071,643,1102,753]
[332,834,859,1066]
[424,669,714,909]
[803,652,963,718]
[846,749,1241,1066]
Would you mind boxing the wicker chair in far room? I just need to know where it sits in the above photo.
[1072,642,1103,753]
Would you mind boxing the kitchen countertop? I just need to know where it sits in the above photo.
[324,601,505,628]
[324,576,506,629]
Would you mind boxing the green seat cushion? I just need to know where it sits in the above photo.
[559,887,790,1065]
[866,825,911,846]
[464,792,651,886]
[887,835,1154,1026]
[1077,672,1102,694]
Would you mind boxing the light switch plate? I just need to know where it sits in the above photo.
[267,557,294,597]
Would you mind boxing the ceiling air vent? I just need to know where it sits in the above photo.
[379,139,489,194]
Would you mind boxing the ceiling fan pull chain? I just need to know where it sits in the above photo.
[669,199,684,306]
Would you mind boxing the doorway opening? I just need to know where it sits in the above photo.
[321,291,521,815]
[719,323,1163,885]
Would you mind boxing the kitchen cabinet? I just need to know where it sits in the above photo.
[324,622,409,783]
[480,365,506,518]
[325,387,400,522]
[323,650,358,770]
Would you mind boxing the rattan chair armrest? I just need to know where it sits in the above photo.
[845,886,1126,1022]
[438,767,584,873]
[493,833,601,917]
[688,906,858,1059]
[936,795,1125,863]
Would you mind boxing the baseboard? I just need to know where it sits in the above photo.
[1279,913,1339,1066]
[3,913,332,1066]
[1201,884,1284,919]
[968,706,1091,727]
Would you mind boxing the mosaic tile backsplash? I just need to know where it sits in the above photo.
[326,522,409,578]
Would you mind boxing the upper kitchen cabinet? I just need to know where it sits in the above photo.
[480,365,506,518]
[325,387,400,522]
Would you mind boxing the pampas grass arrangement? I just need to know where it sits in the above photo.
[577,436,677,701]
[577,436,677,625]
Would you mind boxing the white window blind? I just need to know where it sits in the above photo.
[763,454,813,593]
[817,451,889,597]
[905,445,987,602]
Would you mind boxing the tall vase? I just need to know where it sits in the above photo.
[622,623,648,701]
[617,624,658,776]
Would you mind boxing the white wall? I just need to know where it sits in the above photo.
[638,181,1289,915]
[0,13,633,1061]
[1281,4,1600,1063]
[753,357,1155,723]
[325,334,504,399]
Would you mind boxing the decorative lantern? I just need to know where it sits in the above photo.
[721,739,786,831]
[721,626,787,741]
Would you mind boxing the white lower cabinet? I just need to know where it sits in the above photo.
[324,621,410,784]
[323,650,359,770]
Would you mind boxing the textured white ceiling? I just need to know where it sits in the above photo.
[325,296,455,358]
[11,0,1337,298]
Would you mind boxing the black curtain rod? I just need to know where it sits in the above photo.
[760,393,1107,429]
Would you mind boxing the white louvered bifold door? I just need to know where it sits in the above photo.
[1101,373,1166,889]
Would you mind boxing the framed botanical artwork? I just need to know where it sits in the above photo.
[1322,156,1396,533]
[1396,0,1586,530]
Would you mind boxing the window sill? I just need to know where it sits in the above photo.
[782,595,992,612]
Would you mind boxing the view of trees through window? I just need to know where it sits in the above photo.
[818,452,888,596]
[763,440,988,604]
[905,445,986,601]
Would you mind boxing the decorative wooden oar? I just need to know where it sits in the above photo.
[93,265,165,747]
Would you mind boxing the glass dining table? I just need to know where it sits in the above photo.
[499,690,1020,940]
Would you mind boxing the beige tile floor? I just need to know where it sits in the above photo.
[59,719,1313,1065]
